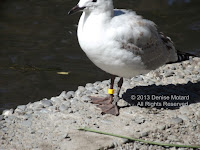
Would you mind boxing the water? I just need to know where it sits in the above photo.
[0,0,199,112]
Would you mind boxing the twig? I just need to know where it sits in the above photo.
[79,128,200,149]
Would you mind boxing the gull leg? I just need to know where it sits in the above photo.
[91,76,119,115]
[90,76,115,105]
[113,77,123,104]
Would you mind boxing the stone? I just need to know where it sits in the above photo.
[17,105,27,111]
[59,104,69,112]
[2,109,13,116]
[59,91,67,98]
[65,91,75,99]
[0,115,4,121]
[21,120,32,127]
[169,117,183,124]
[80,95,91,102]
[78,86,86,92]
[134,118,145,124]
[41,100,53,107]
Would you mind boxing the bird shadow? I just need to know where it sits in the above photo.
[122,81,200,110]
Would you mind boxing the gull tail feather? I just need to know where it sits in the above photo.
[167,50,198,64]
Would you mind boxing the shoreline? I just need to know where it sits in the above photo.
[1,57,200,150]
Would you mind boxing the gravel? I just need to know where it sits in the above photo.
[0,57,200,150]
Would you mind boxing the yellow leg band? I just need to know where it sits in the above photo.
[108,89,114,95]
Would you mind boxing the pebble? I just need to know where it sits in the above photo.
[21,120,32,127]
[140,131,149,137]
[78,86,86,92]
[59,91,67,99]
[165,71,174,77]
[133,118,145,124]
[167,135,178,142]
[179,106,192,115]
[169,117,183,124]
[40,100,53,107]
[0,115,3,121]
[62,133,71,141]
[65,91,75,99]
[63,101,71,108]
[131,76,143,82]
[157,124,166,130]
[59,104,69,112]
[101,120,113,124]
[68,108,73,113]
[85,83,93,88]
[117,99,129,107]
[17,105,27,111]
[80,95,91,102]
[93,81,101,86]
[2,109,13,116]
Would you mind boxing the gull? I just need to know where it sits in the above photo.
[68,0,194,115]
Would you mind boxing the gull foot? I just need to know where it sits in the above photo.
[90,96,112,105]
[90,96,119,116]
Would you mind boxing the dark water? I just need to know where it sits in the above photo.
[0,0,200,112]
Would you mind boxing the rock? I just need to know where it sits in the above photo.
[32,103,44,111]
[93,81,101,86]
[179,106,192,115]
[59,104,69,112]
[65,91,75,99]
[0,115,3,121]
[131,76,143,82]
[101,120,113,124]
[80,95,91,102]
[68,108,73,113]
[62,133,71,141]
[2,109,13,116]
[169,117,183,124]
[21,120,32,127]
[140,131,149,137]
[157,124,166,130]
[17,105,27,111]
[75,90,83,98]
[177,115,189,121]
[167,135,178,142]
[41,100,53,107]
[59,91,67,98]
[63,101,71,108]
[117,99,129,107]
[70,98,78,104]
[85,83,93,88]
[148,81,155,85]
[133,118,145,124]
[78,86,86,92]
